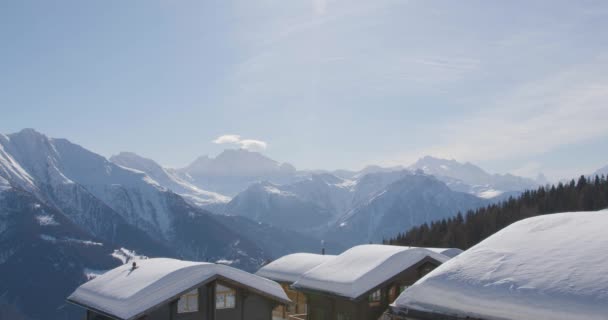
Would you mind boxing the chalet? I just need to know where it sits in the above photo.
[389,210,608,320]
[290,245,450,320]
[256,253,336,320]
[67,258,291,320]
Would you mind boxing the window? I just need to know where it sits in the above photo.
[368,289,381,306]
[216,283,236,309]
[177,289,199,313]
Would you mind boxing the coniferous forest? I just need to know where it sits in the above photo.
[385,175,608,249]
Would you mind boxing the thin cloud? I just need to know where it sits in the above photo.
[212,134,241,144]
[212,134,267,151]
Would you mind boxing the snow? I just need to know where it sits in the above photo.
[424,247,463,258]
[64,238,103,246]
[476,188,503,199]
[35,214,59,226]
[292,245,449,299]
[40,234,57,242]
[393,210,608,320]
[256,253,336,283]
[215,259,235,265]
[111,248,148,264]
[84,268,107,280]
[0,141,36,191]
[264,185,294,196]
[0,175,10,191]
[68,258,290,320]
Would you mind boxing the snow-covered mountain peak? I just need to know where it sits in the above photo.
[411,156,487,180]
[110,152,230,207]
[183,148,296,177]
[176,148,298,196]
[409,155,539,197]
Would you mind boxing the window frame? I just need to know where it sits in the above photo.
[368,288,382,306]
[177,288,199,313]
[215,283,237,310]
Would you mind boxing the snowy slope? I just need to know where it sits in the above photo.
[110,152,230,207]
[0,187,122,320]
[0,129,269,270]
[393,210,608,320]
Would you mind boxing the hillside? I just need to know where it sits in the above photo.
[386,174,608,249]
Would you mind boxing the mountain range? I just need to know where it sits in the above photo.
[1,128,600,320]
[0,129,318,319]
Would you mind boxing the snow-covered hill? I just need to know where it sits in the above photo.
[175,149,298,196]
[110,152,230,207]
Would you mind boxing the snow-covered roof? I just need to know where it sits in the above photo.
[425,247,463,258]
[393,210,608,320]
[292,245,449,299]
[68,258,290,320]
[256,253,336,283]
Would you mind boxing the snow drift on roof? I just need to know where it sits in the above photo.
[256,253,336,283]
[393,210,608,320]
[68,258,290,320]
[425,247,463,258]
[292,245,448,299]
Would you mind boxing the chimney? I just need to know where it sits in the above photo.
[321,240,325,255]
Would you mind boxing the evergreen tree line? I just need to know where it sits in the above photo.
[384,175,608,249]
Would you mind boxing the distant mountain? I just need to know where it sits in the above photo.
[212,215,345,257]
[0,129,264,267]
[593,164,608,177]
[0,129,282,319]
[110,152,230,207]
[175,149,298,196]
[328,172,487,246]
[223,169,487,247]
[409,156,541,198]
[223,181,334,233]
[0,187,122,319]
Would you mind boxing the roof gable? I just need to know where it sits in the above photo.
[292,245,448,299]
[256,253,336,283]
[67,258,290,320]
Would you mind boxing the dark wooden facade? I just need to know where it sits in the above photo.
[301,257,441,320]
[272,282,309,320]
[85,279,280,320]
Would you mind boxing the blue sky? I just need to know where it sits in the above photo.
[1,0,608,180]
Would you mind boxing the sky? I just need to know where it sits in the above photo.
[1,0,608,181]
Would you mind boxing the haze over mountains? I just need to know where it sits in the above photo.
[1,128,602,320]
[0,129,315,319]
